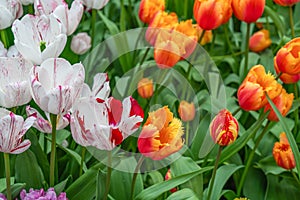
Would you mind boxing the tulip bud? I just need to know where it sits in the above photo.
[71,32,92,55]
[138,0,165,24]
[273,0,300,6]
[210,109,239,146]
[178,101,196,122]
[165,169,177,193]
[249,29,272,53]
[232,0,265,23]
[137,78,154,98]
[273,133,296,170]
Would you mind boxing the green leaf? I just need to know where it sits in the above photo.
[15,150,44,190]
[54,175,72,194]
[266,95,300,179]
[256,156,286,175]
[0,178,14,192]
[96,170,106,200]
[98,11,119,35]
[2,183,26,199]
[135,166,213,200]
[145,171,164,186]
[243,167,266,200]
[264,5,285,37]
[166,188,199,200]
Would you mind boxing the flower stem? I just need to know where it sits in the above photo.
[0,29,8,49]
[289,5,295,38]
[275,72,283,81]
[91,9,97,48]
[237,121,271,196]
[130,156,145,200]
[224,23,234,56]
[4,153,11,200]
[103,151,112,200]
[291,169,300,185]
[79,147,86,177]
[207,146,222,200]
[49,113,57,187]
[198,30,206,45]
[293,83,298,137]
[243,23,251,80]
[185,122,190,146]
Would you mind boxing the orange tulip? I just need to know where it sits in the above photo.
[137,78,154,98]
[274,58,300,84]
[210,109,239,146]
[138,0,165,24]
[249,29,272,52]
[145,11,178,46]
[165,169,177,193]
[178,100,196,122]
[273,0,300,6]
[232,0,265,23]
[237,65,282,111]
[264,88,294,121]
[273,132,296,170]
[193,0,232,30]
[137,106,184,160]
[275,37,300,75]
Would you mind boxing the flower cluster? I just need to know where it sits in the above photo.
[19,188,67,200]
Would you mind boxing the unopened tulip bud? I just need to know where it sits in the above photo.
[71,32,92,55]
[165,169,177,193]
[210,109,239,146]
[249,29,272,53]
[137,78,154,98]
[178,101,195,122]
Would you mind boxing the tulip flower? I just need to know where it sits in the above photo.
[20,188,67,200]
[138,106,184,160]
[273,0,300,6]
[210,109,239,146]
[274,58,300,84]
[193,0,233,30]
[81,73,110,99]
[274,37,300,75]
[26,106,70,133]
[71,32,92,55]
[30,58,85,115]
[0,108,36,154]
[264,89,294,121]
[0,41,7,57]
[0,193,6,200]
[0,57,33,108]
[165,169,177,193]
[273,132,296,170]
[71,96,144,150]
[0,0,23,30]
[137,78,154,98]
[138,0,165,24]
[237,65,282,111]
[81,0,110,10]
[178,101,196,122]
[249,29,272,52]
[12,14,67,65]
[194,25,213,45]
[232,0,265,23]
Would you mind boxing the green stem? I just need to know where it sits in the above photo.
[49,114,57,187]
[198,30,206,45]
[232,107,242,116]
[0,29,8,49]
[243,23,251,79]
[79,147,86,177]
[28,4,34,14]
[289,5,295,38]
[291,169,300,185]
[185,122,190,146]
[237,121,271,196]
[293,83,298,137]
[275,72,283,81]
[130,156,145,200]
[224,24,234,55]
[207,146,222,200]
[183,0,188,19]
[103,151,112,200]
[4,153,11,200]
[91,9,97,48]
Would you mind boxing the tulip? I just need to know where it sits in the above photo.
[12,14,67,65]
[71,96,144,150]
[274,37,300,75]
[264,89,294,121]
[20,188,67,200]
[273,0,300,6]
[137,78,154,98]
[210,109,239,146]
[30,58,85,115]
[138,106,184,160]
[193,0,232,30]
[0,0,23,30]
[232,0,265,23]
[0,108,36,154]
[0,193,6,200]
[249,29,272,52]
[0,41,7,57]
[138,0,165,24]
[81,0,110,10]
[274,58,300,84]
[81,73,110,99]
[0,57,33,108]
[194,25,213,45]
[178,101,196,122]
[71,32,92,55]
[26,106,70,133]
[237,65,282,111]
[165,169,177,193]
[273,132,296,170]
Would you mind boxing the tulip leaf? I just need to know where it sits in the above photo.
[15,150,44,190]
[145,171,164,186]
[166,188,199,200]
[135,166,213,200]
[2,183,26,199]
[0,177,14,192]
[243,167,266,200]
[54,175,72,194]
[95,170,106,200]
[266,95,300,179]
[264,6,285,37]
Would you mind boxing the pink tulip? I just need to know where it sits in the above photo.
[0,108,36,154]
[81,0,110,10]
[30,58,85,115]
[0,0,23,29]
[12,14,67,65]
[71,32,92,55]
[0,57,33,108]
